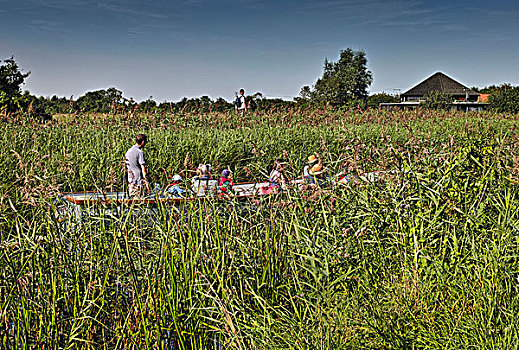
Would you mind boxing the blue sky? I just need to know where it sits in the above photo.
[1,0,518,102]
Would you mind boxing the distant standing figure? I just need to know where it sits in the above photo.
[235,89,247,116]
[126,134,149,197]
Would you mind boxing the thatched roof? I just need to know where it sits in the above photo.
[402,72,479,97]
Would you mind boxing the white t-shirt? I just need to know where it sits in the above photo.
[269,169,282,183]
[303,165,310,177]
[238,95,246,110]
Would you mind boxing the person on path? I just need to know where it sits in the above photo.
[125,134,149,197]
[235,89,247,116]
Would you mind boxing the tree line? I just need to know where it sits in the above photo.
[1,50,519,118]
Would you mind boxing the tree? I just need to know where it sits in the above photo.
[140,96,157,113]
[299,86,311,100]
[75,87,123,113]
[488,86,519,113]
[212,97,231,112]
[472,83,513,95]
[302,48,373,107]
[420,91,453,110]
[0,56,31,113]
[367,93,399,109]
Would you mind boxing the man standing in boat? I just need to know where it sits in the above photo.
[126,134,149,197]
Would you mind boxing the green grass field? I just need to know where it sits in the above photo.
[1,108,519,348]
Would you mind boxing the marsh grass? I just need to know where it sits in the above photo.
[1,109,519,348]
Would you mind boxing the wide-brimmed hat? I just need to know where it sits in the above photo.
[172,174,183,182]
[309,164,326,176]
[308,155,318,165]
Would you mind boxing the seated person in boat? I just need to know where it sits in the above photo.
[219,169,234,194]
[269,159,289,189]
[260,159,289,194]
[166,174,186,198]
[303,154,319,178]
[305,164,329,188]
[192,164,212,181]
[191,164,218,196]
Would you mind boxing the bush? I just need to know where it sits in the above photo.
[367,93,399,109]
[420,91,453,110]
[489,86,519,113]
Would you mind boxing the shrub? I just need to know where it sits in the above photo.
[420,91,453,110]
[489,86,519,113]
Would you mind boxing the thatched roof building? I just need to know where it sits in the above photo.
[380,72,487,111]
[401,72,479,102]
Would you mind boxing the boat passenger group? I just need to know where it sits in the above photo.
[125,133,346,198]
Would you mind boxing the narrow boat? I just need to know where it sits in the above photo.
[54,172,388,225]
[54,179,306,225]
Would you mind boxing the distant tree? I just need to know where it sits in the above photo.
[213,97,230,112]
[75,87,123,113]
[0,56,31,114]
[367,93,399,109]
[299,86,311,100]
[303,48,373,107]
[247,92,266,111]
[199,95,212,113]
[473,83,513,95]
[293,86,312,107]
[140,96,157,113]
[421,91,453,110]
[158,101,177,114]
[45,95,69,114]
[488,86,519,113]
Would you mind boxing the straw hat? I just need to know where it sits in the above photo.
[309,164,326,176]
[308,155,318,165]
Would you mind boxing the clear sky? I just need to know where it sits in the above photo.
[1,0,518,102]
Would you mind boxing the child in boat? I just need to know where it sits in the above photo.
[166,174,185,197]
[219,169,234,194]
